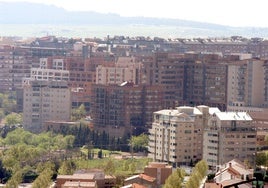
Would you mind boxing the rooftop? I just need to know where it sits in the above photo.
[215,112,252,121]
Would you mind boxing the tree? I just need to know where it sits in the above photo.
[129,134,149,152]
[98,149,103,159]
[71,104,86,121]
[256,152,267,166]
[0,92,16,115]
[104,159,115,175]
[164,168,185,188]
[5,170,23,188]
[58,160,76,175]
[32,162,55,188]
[185,160,208,188]
[4,113,22,126]
[129,162,136,174]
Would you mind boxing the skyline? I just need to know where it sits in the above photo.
[1,0,268,28]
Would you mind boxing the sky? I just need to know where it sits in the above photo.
[1,0,268,27]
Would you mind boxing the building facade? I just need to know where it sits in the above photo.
[148,105,219,166]
[227,59,265,111]
[91,83,164,137]
[203,111,256,170]
[23,80,71,132]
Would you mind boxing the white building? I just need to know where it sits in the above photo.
[148,105,219,167]
[29,68,69,81]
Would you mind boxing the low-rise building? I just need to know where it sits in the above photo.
[56,169,116,188]
[204,159,254,188]
[124,162,171,188]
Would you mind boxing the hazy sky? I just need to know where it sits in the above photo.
[1,0,268,27]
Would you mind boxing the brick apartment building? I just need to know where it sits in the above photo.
[91,82,164,137]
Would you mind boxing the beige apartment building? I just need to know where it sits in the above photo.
[148,105,219,167]
[96,56,144,85]
[203,111,256,171]
[227,59,265,111]
[23,79,71,132]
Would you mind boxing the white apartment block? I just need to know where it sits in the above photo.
[40,58,64,70]
[203,111,256,171]
[30,68,69,81]
[23,80,71,132]
[227,59,265,111]
[148,105,219,167]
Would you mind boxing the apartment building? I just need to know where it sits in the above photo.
[91,82,164,137]
[203,111,256,170]
[0,45,35,92]
[183,53,228,110]
[30,68,70,81]
[249,109,268,150]
[263,60,268,106]
[96,56,144,85]
[143,52,185,108]
[148,105,219,167]
[181,37,268,58]
[227,59,265,111]
[23,80,71,132]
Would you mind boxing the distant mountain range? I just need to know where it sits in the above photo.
[1,2,268,38]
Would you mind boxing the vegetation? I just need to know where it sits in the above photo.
[71,104,86,121]
[184,160,208,188]
[48,118,150,155]
[0,129,75,183]
[0,92,17,116]
[32,162,55,188]
[256,152,267,167]
[74,157,151,176]
[164,168,185,188]
[130,133,149,153]
[0,127,152,186]
[164,160,208,188]
[3,113,22,126]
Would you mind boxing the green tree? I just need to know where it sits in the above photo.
[98,149,103,159]
[265,134,268,145]
[5,170,23,188]
[130,162,136,174]
[130,133,148,152]
[71,104,86,121]
[58,160,76,175]
[104,159,115,175]
[0,92,16,116]
[256,152,267,166]
[32,162,55,188]
[123,160,130,171]
[4,113,22,126]
[185,160,208,188]
[164,168,185,188]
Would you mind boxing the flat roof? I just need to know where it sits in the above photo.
[215,112,252,121]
